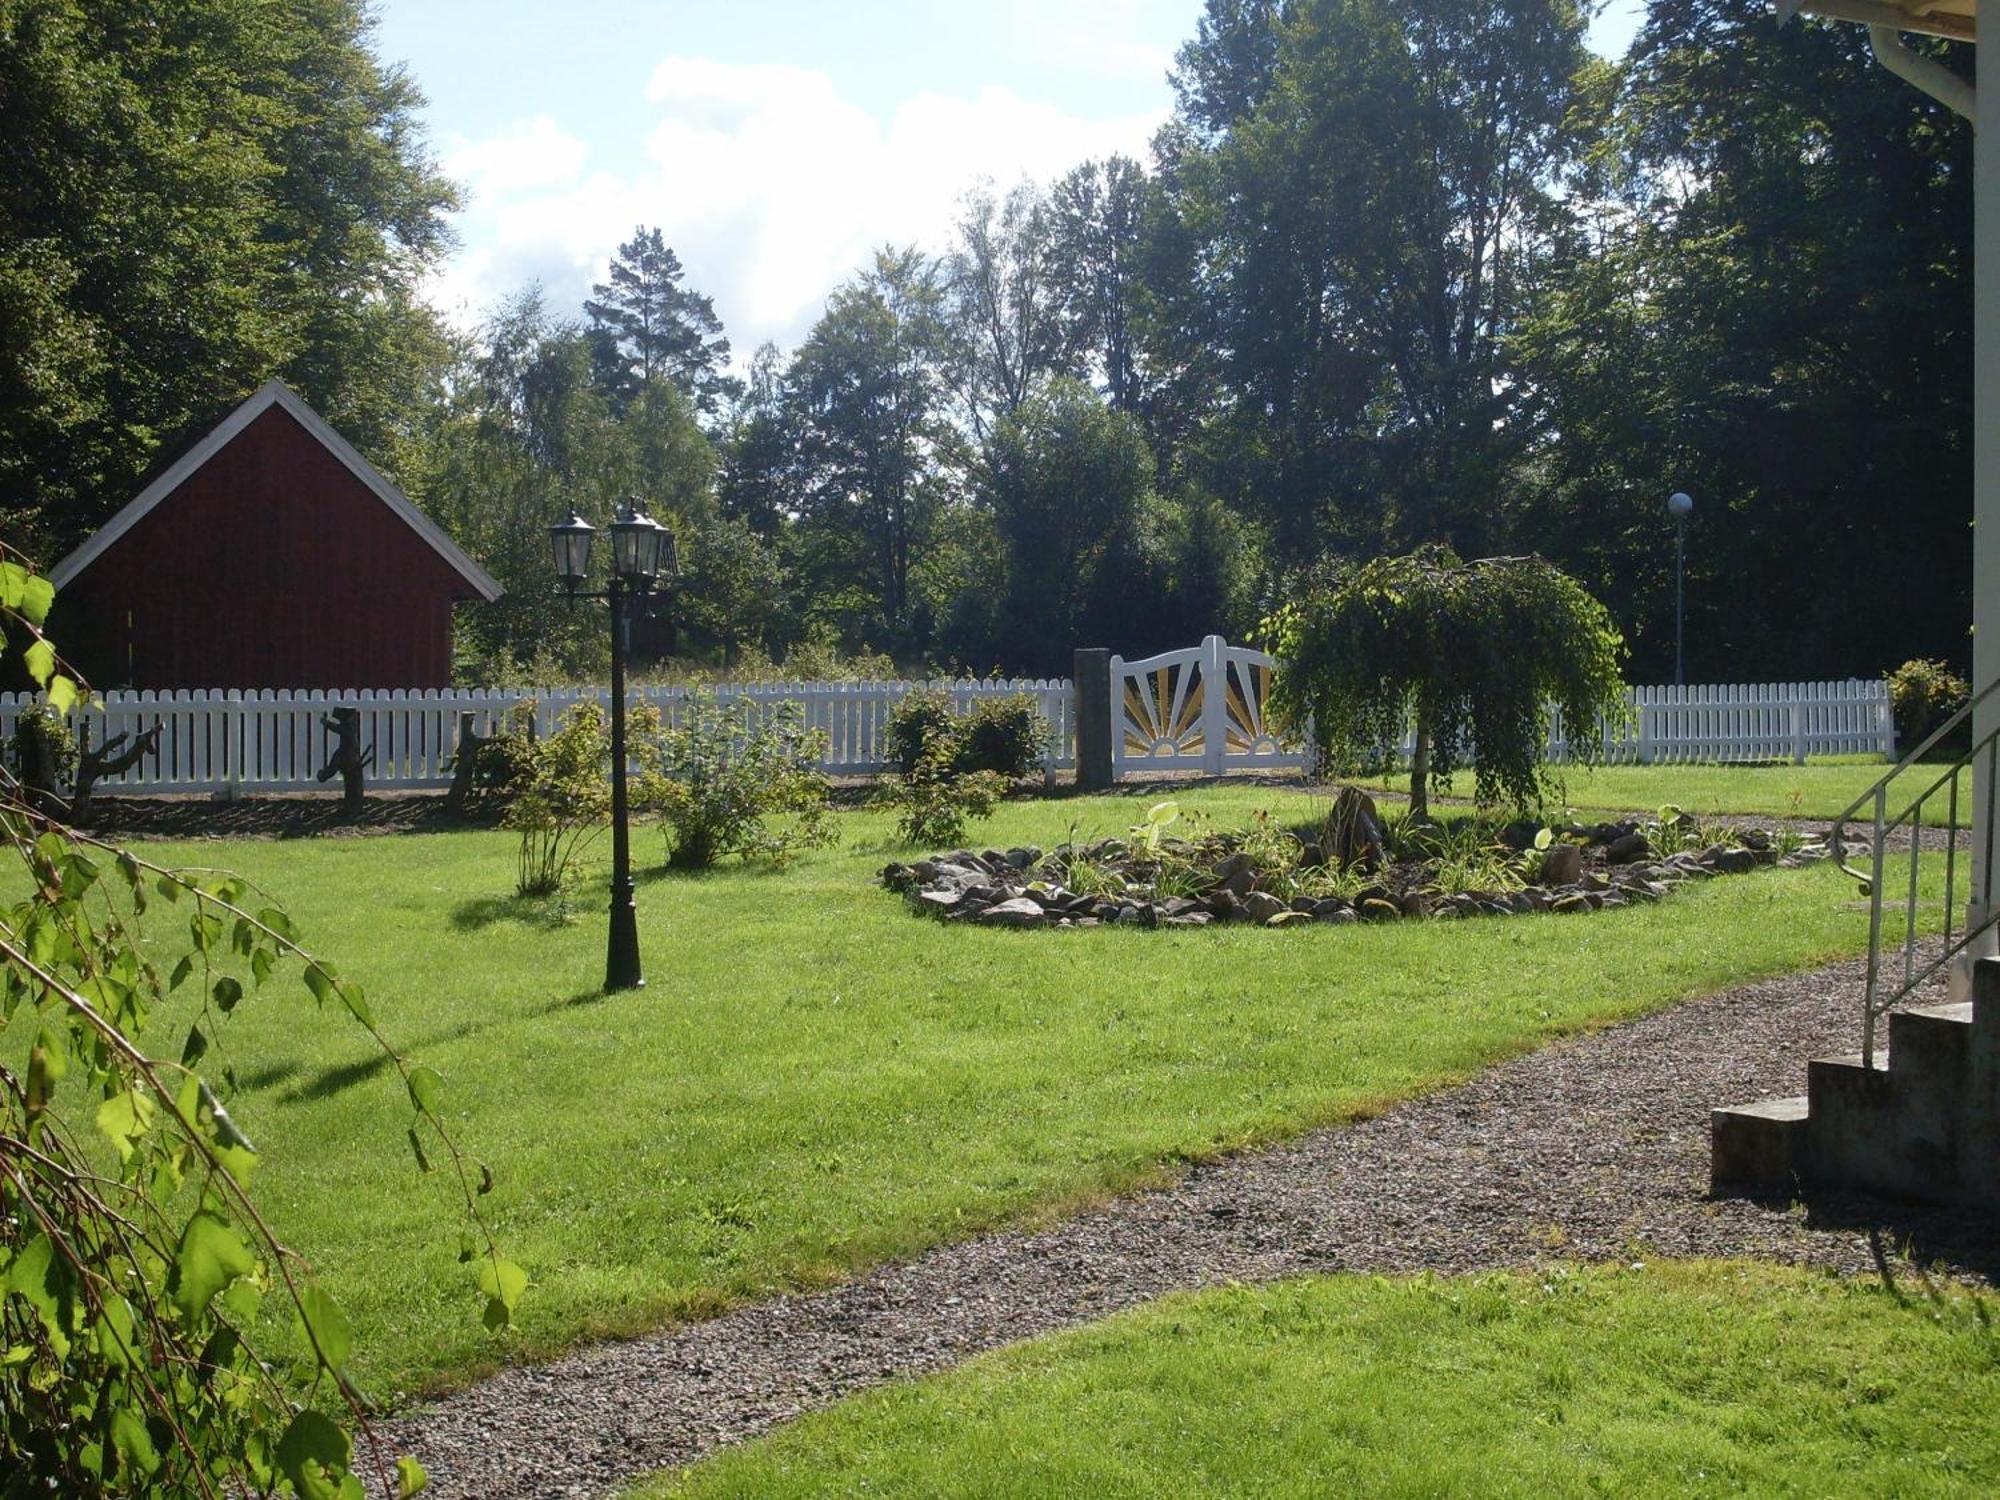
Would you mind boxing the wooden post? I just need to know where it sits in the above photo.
[72,721,160,818]
[317,707,371,812]
[443,712,491,815]
[1073,648,1114,791]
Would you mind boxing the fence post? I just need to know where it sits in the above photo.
[1201,634,1226,776]
[1073,648,1114,791]
[1789,699,1806,765]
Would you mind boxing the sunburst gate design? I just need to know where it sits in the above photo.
[1222,656,1285,757]
[1121,658,1205,758]
[1111,637,1302,774]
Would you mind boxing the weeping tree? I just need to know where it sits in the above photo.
[1263,547,1627,818]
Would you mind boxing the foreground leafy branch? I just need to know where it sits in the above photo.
[0,548,519,1496]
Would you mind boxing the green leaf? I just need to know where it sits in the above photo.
[170,1210,256,1324]
[259,906,298,943]
[475,1254,528,1329]
[46,674,77,715]
[155,873,184,902]
[250,945,275,988]
[2,565,56,626]
[396,1455,429,1498]
[94,1294,138,1369]
[337,981,374,1028]
[297,1284,352,1372]
[109,1405,161,1478]
[304,963,337,1007]
[407,1126,432,1174]
[212,976,242,1013]
[95,1088,156,1162]
[23,637,54,686]
[275,1410,351,1500]
[406,1065,444,1118]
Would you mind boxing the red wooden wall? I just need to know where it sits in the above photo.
[54,407,478,690]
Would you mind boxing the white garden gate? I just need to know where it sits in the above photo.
[1109,635,1305,776]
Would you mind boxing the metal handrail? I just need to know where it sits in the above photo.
[1828,679,2000,1066]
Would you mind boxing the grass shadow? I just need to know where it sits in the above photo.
[449,892,580,932]
[277,989,600,1103]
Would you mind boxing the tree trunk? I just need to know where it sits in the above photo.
[1408,710,1431,822]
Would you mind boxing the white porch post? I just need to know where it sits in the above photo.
[1972,58,1998,937]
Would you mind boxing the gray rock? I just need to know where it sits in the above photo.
[1243,891,1288,923]
[1604,831,1651,864]
[915,889,962,915]
[1551,892,1592,913]
[980,897,1047,928]
[1316,906,1359,924]
[1539,843,1583,886]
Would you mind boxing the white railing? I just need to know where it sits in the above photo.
[0,680,1078,796]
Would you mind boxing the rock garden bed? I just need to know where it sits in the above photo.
[880,789,1830,930]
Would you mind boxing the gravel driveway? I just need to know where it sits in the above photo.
[375,948,1996,1499]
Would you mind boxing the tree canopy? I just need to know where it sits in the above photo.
[1,0,1974,686]
[0,0,457,562]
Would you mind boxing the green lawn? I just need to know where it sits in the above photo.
[1364,759,1970,826]
[638,1263,2000,1499]
[102,787,1947,1401]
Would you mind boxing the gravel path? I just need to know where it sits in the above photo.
[379,950,1996,1498]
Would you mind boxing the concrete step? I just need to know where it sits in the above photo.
[1808,1051,1893,1123]
[1974,958,2000,1062]
[1710,1096,1809,1194]
[1888,1002,1975,1095]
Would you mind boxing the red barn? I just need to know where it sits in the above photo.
[49,381,501,690]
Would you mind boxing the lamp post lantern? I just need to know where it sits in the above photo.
[1667,491,1693,687]
[551,501,676,991]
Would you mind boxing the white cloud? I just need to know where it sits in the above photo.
[422,56,1166,358]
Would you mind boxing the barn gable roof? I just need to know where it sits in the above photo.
[49,380,503,602]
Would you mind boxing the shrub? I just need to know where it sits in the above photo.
[650,694,837,869]
[886,690,1049,780]
[505,701,613,896]
[1886,657,1969,752]
[883,741,1007,847]
[886,688,958,775]
[956,694,1049,778]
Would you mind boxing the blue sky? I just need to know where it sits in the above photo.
[373,0,1649,356]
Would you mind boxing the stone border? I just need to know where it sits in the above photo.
[882,820,1829,931]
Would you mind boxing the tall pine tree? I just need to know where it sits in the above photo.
[585,226,736,415]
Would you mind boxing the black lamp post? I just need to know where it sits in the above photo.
[552,501,678,992]
[1668,490,1693,687]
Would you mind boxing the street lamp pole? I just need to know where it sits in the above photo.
[1668,491,1693,687]
[605,572,641,990]
[550,502,677,993]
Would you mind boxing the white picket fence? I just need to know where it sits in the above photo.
[1557,680,1895,765]
[0,668,1892,799]
[0,680,1077,796]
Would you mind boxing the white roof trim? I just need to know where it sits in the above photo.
[48,380,503,601]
